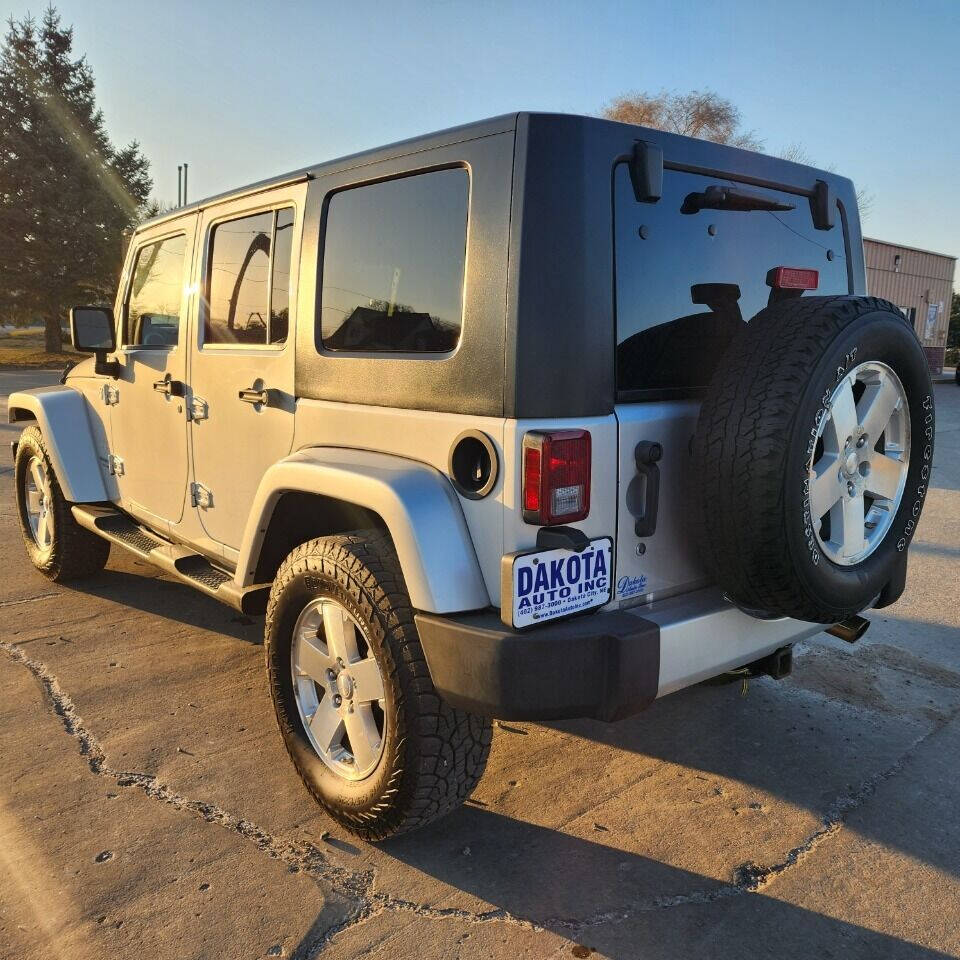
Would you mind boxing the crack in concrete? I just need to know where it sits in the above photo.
[2,635,956,957]
[0,591,60,608]
[0,638,539,954]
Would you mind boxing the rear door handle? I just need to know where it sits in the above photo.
[153,376,185,397]
[634,441,662,537]
[238,387,279,407]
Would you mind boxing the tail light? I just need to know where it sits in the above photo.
[522,430,591,525]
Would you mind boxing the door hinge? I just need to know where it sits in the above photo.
[101,383,120,406]
[187,395,208,421]
[190,482,213,509]
[107,454,125,476]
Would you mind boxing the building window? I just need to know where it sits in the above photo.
[318,168,469,354]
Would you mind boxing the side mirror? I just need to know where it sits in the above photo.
[69,306,120,377]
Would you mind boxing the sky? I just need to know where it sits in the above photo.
[16,0,960,277]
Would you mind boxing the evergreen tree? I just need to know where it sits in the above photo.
[0,6,152,351]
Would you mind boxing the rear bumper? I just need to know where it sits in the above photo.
[415,607,660,722]
[415,588,823,722]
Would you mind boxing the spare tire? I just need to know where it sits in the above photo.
[692,296,934,623]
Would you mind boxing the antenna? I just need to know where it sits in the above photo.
[183,163,189,204]
[177,165,182,206]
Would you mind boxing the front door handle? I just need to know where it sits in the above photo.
[238,386,279,407]
[153,376,185,397]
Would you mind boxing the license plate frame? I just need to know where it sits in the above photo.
[500,537,613,630]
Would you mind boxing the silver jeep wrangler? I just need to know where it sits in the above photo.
[10,113,934,839]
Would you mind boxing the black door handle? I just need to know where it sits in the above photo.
[634,441,662,537]
[153,376,185,397]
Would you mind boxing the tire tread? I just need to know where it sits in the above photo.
[265,532,491,841]
[692,296,919,623]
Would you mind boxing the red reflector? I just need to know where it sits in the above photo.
[521,430,591,525]
[768,266,819,290]
[523,446,542,513]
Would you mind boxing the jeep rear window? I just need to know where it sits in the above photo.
[614,164,849,398]
[318,168,468,354]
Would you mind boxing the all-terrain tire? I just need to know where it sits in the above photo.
[692,296,934,623]
[264,532,492,841]
[14,425,111,581]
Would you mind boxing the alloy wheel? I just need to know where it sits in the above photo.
[23,455,54,551]
[290,598,387,780]
[807,360,910,566]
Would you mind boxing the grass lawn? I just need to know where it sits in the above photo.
[0,328,78,368]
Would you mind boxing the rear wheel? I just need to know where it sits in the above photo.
[264,532,492,840]
[14,425,111,581]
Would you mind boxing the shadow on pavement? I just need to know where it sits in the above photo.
[303,803,953,959]
[67,565,263,646]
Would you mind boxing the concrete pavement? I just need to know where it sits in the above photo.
[1,368,959,959]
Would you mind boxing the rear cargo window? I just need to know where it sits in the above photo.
[614,164,849,397]
[318,168,468,354]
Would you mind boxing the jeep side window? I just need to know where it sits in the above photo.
[205,207,294,347]
[318,167,468,354]
[270,208,294,345]
[614,165,850,397]
[125,233,187,348]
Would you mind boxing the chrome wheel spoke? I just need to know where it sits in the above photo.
[29,459,45,493]
[343,705,380,772]
[865,454,905,502]
[824,377,858,451]
[839,494,866,558]
[309,698,344,753]
[858,375,900,442]
[322,601,360,663]
[809,453,843,520]
[37,510,52,548]
[350,655,385,704]
[295,632,333,683]
[26,488,42,514]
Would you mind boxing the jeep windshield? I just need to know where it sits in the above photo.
[614,164,850,398]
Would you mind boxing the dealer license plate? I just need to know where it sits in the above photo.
[506,537,613,629]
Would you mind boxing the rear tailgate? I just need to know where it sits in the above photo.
[612,161,851,607]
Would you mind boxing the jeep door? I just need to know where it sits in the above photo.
[109,214,198,530]
[612,161,851,607]
[187,183,305,558]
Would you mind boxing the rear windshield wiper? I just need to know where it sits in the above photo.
[681,184,795,215]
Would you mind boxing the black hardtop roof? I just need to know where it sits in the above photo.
[137,111,854,233]
[137,113,518,230]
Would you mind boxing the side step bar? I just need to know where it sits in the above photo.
[72,505,270,615]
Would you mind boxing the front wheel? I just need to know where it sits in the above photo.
[264,532,492,840]
[14,425,111,581]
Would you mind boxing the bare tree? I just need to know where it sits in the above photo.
[601,91,874,219]
[776,145,874,219]
[602,89,762,151]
